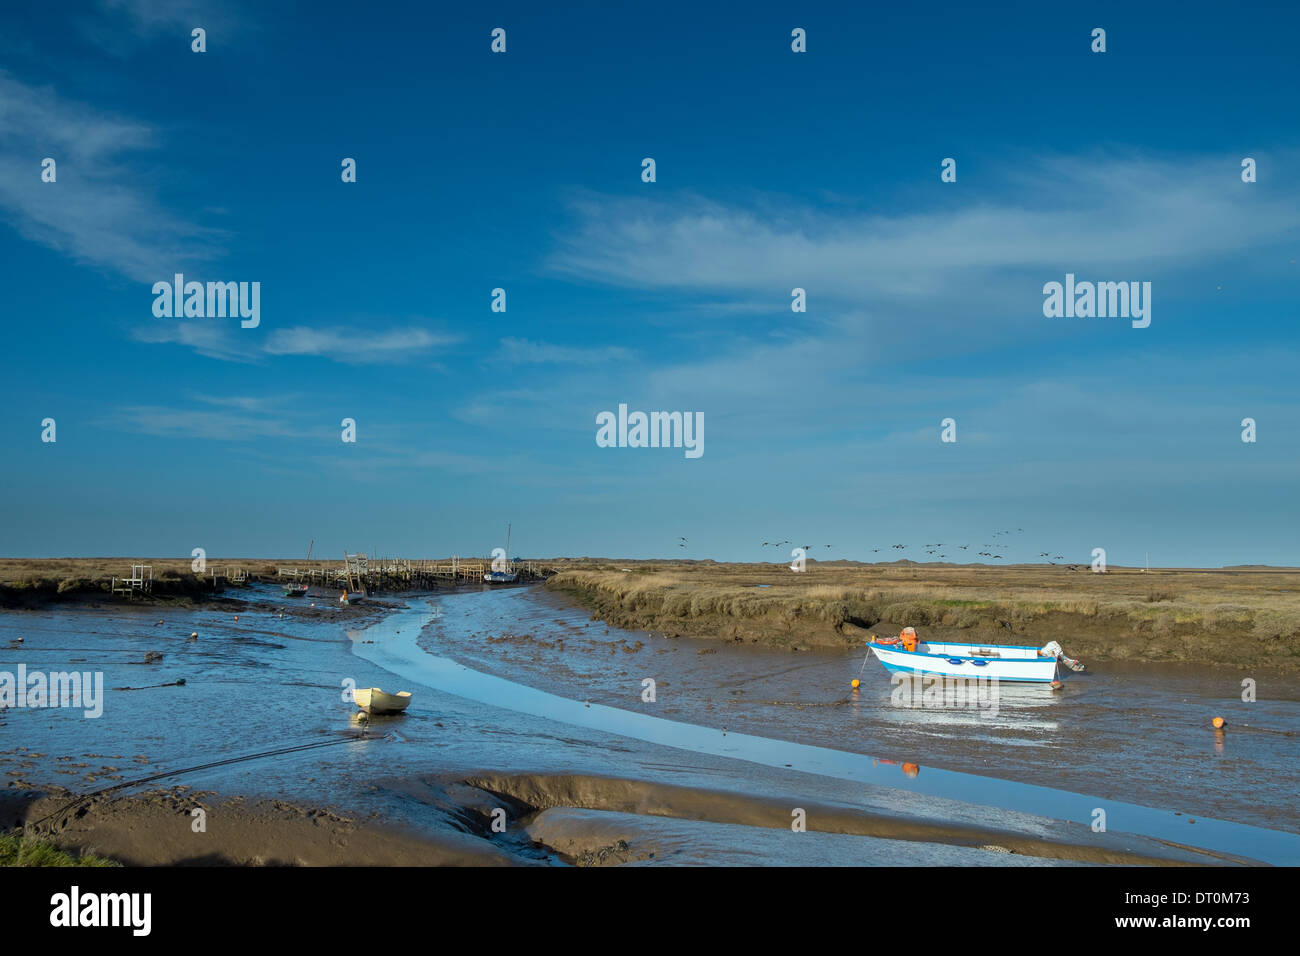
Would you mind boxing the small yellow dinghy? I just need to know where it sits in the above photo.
[352,687,412,715]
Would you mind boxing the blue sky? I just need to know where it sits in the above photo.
[1,0,1297,566]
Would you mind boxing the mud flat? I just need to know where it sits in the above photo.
[419,586,1300,836]
[6,585,1297,866]
[0,773,1244,868]
[2,786,510,866]
[545,562,1300,668]
[365,598,1300,864]
[461,771,1239,866]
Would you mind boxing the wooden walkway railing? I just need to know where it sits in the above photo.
[111,563,153,597]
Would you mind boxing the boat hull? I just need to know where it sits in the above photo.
[869,642,1061,683]
[352,687,411,715]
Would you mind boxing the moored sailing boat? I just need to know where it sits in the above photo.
[483,523,518,583]
[340,552,368,604]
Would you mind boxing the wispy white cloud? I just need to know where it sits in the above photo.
[189,393,283,412]
[81,0,248,50]
[109,391,320,443]
[134,322,461,365]
[451,388,552,429]
[496,337,634,365]
[263,326,461,363]
[527,151,1300,437]
[109,403,294,441]
[547,153,1299,305]
[132,321,256,363]
[0,71,222,280]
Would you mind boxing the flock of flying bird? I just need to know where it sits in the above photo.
[676,529,1079,567]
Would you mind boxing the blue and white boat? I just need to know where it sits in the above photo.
[867,629,1084,684]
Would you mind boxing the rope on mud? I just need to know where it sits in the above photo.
[857,644,876,677]
[1224,721,1295,737]
[27,733,389,830]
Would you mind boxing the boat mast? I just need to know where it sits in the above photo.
[506,523,512,571]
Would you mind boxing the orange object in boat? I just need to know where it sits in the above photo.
[900,626,918,652]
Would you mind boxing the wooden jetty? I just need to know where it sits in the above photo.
[209,565,248,591]
[111,563,153,598]
[276,554,553,595]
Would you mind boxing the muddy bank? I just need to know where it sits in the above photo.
[462,771,1244,866]
[0,761,1268,868]
[422,586,1300,838]
[2,786,512,867]
[520,807,1070,867]
[2,578,223,609]
[546,565,1300,668]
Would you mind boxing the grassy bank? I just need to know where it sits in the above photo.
[0,833,120,867]
[545,561,1300,668]
[0,557,296,606]
[0,556,544,607]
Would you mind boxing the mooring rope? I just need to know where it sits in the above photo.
[26,732,388,830]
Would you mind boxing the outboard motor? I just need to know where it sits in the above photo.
[1039,640,1086,672]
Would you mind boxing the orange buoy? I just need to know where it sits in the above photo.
[902,762,920,778]
[851,679,860,689]
[1212,716,1226,729]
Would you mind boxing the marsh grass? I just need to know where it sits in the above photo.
[545,561,1300,666]
[0,833,119,867]
[0,557,335,603]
